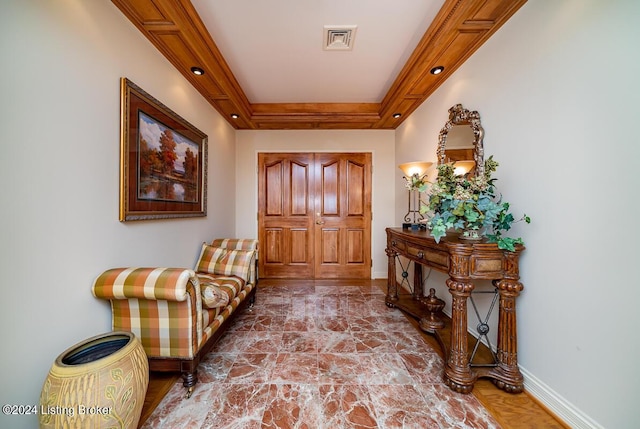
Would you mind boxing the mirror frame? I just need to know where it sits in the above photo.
[436,104,485,177]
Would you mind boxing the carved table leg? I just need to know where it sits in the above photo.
[385,247,398,307]
[444,278,476,393]
[413,262,423,300]
[492,278,524,393]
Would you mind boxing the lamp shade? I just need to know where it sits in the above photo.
[398,161,433,177]
[453,160,476,176]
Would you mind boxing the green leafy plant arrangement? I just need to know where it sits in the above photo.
[404,173,427,191]
[420,156,530,251]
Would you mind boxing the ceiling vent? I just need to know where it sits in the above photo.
[323,25,357,51]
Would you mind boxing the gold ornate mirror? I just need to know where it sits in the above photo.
[436,104,485,177]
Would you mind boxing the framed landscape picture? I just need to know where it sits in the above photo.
[119,78,207,221]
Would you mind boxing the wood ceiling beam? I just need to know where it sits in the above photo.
[250,103,381,130]
[376,0,527,128]
[111,0,526,130]
[112,0,255,128]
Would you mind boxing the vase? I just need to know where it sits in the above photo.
[459,228,484,241]
[39,331,149,429]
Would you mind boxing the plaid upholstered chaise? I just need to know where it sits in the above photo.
[92,239,258,398]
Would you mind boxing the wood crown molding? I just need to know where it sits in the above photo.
[111,0,527,130]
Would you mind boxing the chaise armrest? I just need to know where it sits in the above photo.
[92,267,199,302]
[92,267,203,359]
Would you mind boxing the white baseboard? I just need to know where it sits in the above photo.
[381,280,602,428]
[444,310,602,428]
[372,271,388,279]
[520,366,602,429]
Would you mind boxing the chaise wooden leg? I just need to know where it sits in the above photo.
[182,370,197,398]
[248,290,256,309]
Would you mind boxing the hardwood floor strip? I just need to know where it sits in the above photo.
[472,379,568,429]
[137,372,179,428]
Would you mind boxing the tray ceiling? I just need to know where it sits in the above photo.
[112,0,526,129]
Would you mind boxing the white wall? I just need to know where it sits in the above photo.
[0,2,236,428]
[395,1,640,427]
[235,130,396,278]
[4,1,639,428]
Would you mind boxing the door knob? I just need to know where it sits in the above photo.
[316,219,325,225]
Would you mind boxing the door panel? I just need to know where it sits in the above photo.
[259,153,314,278]
[291,161,308,215]
[258,152,371,279]
[290,228,309,263]
[265,162,283,215]
[320,160,339,215]
[314,153,371,279]
[347,229,365,263]
[347,161,365,215]
[320,228,339,264]
[264,229,283,263]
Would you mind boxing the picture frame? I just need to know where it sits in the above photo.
[119,78,207,221]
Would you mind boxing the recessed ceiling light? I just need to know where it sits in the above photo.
[230,113,239,119]
[430,66,444,75]
[190,67,205,75]
[393,113,402,119]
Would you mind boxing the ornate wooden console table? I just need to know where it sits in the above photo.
[385,227,525,394]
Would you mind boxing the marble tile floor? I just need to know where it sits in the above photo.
[141,282,502,429]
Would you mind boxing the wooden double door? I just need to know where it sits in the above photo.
[258,152,372,279]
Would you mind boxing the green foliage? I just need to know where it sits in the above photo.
[405,173,427,191]
[420,156,530,251]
